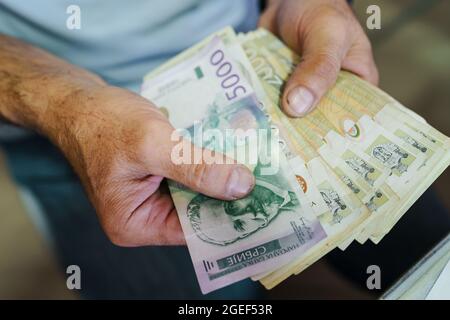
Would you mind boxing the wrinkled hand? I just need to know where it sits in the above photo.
[259,0,379,117]
[50,86,255,246]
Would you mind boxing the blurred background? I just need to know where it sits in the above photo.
[0,0,449,299]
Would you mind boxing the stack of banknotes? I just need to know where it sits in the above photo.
[141,27,450,294]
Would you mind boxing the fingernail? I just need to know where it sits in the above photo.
[287,86,315,116]
[226,166,255,199]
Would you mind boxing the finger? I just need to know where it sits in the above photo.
[258,2,279,34]
[107,185,186,247]
[341,40,379,86]
[124,185,186,246]
[100,170,186,246]
[141,118,255,201]
[282,22,350,117]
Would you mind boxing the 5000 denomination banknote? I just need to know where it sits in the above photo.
[142,33,325,293]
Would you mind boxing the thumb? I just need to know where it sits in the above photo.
[282,28,349,117]
[142,118,255,201]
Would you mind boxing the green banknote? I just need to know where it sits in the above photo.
[141,30,325,294]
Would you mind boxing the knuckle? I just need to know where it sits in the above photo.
[353,56,379,85]
[106,227,133,247]
[358,63,375,79]
[188,163,213,190]
[312,53,341,84]
[359,34,374,52]
[367,66,379,86]
[140,118,162,147]
[99,209,132,247]
[108,231,129,247]
[145,116,166,137]
[309,4,347,23]
[137,117,173,167]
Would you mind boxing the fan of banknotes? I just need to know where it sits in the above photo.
[140,27,450,294]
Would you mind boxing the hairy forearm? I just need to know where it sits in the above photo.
[0,33,106,137]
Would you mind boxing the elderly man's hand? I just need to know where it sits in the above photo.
[259,0,379,117]
[1,34,256,248]
[44,86,255,246]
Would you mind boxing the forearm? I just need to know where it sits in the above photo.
[0,34,106,137]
